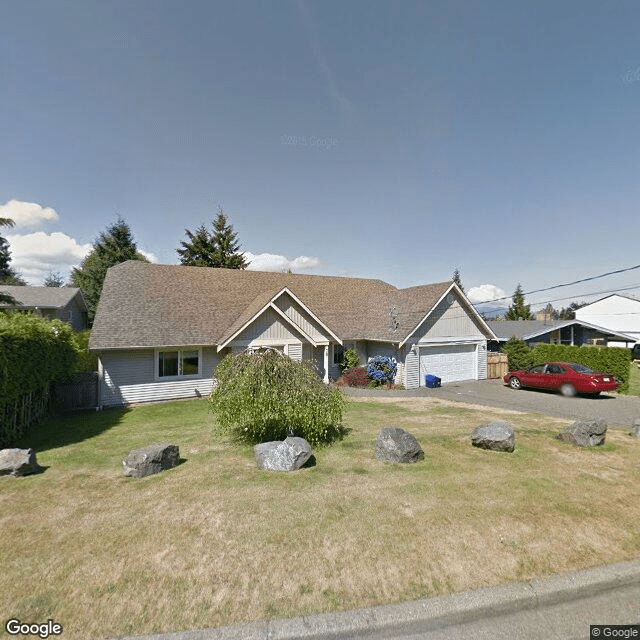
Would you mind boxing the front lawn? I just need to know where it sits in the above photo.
[2,396,640,639]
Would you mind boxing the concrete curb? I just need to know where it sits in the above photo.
[114,559,640,640]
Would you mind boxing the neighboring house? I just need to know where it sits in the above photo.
[575,294,640,347]
[487,319,637,351]
[0,285,89,332]
[88,261,497,407]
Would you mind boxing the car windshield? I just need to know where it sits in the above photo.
[569,363,593,374]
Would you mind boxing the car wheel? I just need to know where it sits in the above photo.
[509,377,522,390]
[560,383,577,397]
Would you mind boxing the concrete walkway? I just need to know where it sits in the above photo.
[115,560,640,640]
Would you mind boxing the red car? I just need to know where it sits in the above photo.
[503,361,618,397]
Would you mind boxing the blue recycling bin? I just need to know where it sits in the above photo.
[425,374,441,388]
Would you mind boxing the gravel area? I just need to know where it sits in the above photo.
[341,378,640,429]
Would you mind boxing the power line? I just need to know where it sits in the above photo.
[472,263,640,306]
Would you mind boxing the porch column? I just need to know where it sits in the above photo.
[323,345,329,383]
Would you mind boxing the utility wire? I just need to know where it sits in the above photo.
[471,263,640,306]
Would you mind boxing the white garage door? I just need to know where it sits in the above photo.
[419,344,477,385]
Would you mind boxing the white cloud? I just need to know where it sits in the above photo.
[467,284,507,304]
[139,249,158,263]
[245,252,321,272]
[6,232,92,284]
[0,199,59,228]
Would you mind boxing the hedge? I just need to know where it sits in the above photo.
[0,313,78,446]
[529,343,631,392]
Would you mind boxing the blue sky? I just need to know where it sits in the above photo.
[2,0,640,311]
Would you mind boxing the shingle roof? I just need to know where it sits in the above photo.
[0,285,85,310]
[88,261,455,350]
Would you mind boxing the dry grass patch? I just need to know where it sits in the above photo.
[2,396,640,638]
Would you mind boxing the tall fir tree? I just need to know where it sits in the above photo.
[177,209,248,269]
[43,272,65,287]
[452,267,464,293]
[0,217,26,290]
[505,283,533,320]
[72,217,148,322]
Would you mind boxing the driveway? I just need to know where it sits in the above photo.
[342,379,640,429]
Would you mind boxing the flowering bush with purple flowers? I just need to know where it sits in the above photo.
[366,355,397,386]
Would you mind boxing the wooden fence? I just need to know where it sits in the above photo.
[487,352,508,379]
[52,372,99,411]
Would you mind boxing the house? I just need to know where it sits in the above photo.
[574,295,640,347]
[487,318,638,351]
[88,261,497,407]
[0,285,89,332]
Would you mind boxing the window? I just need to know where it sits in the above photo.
[333,344,344,365]
[158,349,200,378]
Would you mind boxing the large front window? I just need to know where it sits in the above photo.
[158,349,200,377]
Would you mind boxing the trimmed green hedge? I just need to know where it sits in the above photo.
[0,313,78,446]
[529,343,631,392]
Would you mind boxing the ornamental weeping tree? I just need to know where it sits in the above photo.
[209,348,347,446]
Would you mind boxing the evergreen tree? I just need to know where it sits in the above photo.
[0,217,26,290]
[71,217,148,322]
[44,272,65,287]
[177,209,248,269]
[452,267,464,293]
[505,283,533,320]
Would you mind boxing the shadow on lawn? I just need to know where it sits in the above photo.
[16,406,131,453]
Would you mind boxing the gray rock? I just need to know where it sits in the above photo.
[123,443,180,477]
[0,448,40,477]
[375,427,424,463]
[471,421,515,452]
[631,419,640,438]
[254,436,312,471]
[557,419,607,447]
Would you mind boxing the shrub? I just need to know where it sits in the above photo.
[340,366,370,387]
[501,337,533,371]
[366,355,397,385]
[209,348,347,446]
[72,330,99,372]
[339,348,359,373]
[0,312,78,446]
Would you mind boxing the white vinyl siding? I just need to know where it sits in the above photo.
[99,347,220,406]
[404,349,419,389]
[286,343,302,362]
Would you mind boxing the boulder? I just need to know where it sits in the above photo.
[123,443,180,477]
[0,448,40,477]
[557,419,607,447]
[471,421,515,452]
[375,427,424,463]
[630,419,640,438]
[254,436,312,471]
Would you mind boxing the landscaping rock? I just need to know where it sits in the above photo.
[557,419,607,447]
[375,427,424,463]
[254,437,312,471]
[471,421,515,453]
[0,448,40,477]
[123,443,180,477]
[631,419,640,438]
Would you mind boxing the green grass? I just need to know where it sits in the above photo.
[2,395,640,639]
